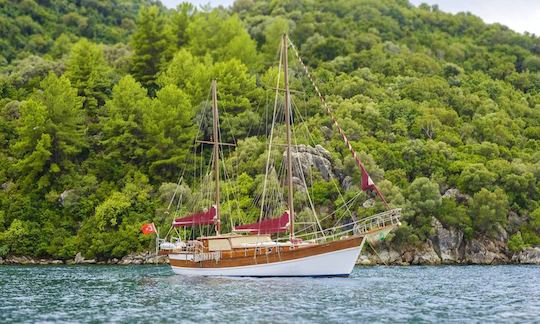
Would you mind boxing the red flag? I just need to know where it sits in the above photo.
[141,223,157,235]
[361,166,375,191]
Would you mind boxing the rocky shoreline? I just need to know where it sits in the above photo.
[357,217,540,266]
[0,252,169,265]
[1,247,539,266]
[1,215,539,266]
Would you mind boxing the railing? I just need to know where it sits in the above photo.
[353,208,402,235]
[278,208,402,243]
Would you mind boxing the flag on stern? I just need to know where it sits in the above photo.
[141,223,157,235]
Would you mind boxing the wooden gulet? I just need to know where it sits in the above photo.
[161,34,402,277]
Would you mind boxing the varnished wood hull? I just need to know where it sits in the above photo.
[169,236,365,277]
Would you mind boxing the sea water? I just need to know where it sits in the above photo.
[1,265,539,323]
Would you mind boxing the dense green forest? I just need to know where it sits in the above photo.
[0,0,539,260]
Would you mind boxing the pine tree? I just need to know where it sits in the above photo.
[65,39,111,119]
[170,2,196,48]
[130,6,174,96]
[145,85,196,181]
[12,73,85,189]
[99,75,151,179]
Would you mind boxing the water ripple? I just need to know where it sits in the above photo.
[1,265,539,323]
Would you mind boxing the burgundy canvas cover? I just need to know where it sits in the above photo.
[360,166,376,191]
[233,212,290,234]
[172,206,217,227]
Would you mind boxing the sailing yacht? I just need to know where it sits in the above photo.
[159,35,401,277]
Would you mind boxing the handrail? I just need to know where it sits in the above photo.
[278,208,402,242]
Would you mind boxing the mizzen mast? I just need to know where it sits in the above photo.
[282,34,294,241]
[211,79,221,235]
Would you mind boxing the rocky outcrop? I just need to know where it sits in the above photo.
[59,189,76,207]
[72,252,96,264]
[430,218,463,263]
[341,176,353,191]
[356,219,518,265]
[362,198,375,208]
[118,252,168,265]
[411,240,441,265]
[511,247,540,264]
[4,256,38,264]
[464,224,509,264]
[288,145,339,182]
[464,239,509,264]
[442,188,470,204]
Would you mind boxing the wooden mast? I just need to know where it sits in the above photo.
[282,34,294,241]
[211,79,221,235]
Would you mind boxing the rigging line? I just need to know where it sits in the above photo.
[290,106,326,239]
[175,181,184,215]
[167,171,185,212]
[290,95,357,227]
[219,143,242,230]
[288,39,389,209]
[192,86,212,194]
[259,39,284,223]
[307,190,363,225]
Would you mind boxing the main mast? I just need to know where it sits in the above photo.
[211,79,221,235]
[282,34,294,241]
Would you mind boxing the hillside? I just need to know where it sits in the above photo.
[0,0,539,262]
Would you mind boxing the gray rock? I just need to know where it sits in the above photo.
[342,176,353,191]
[442,188,459,199]
[464,238,509,264]
[430,218,463,263]
[1,181,15,192]
[51,260,63,265]
[6,256,35,264]
[286,144,337,182]
[412,240,441,265]
[119,254,134,265]
[74,252,85,264]
[442,188,470,204]
[508,211,527,233]
[356,255,372,265]
[512,247,540,264]
[145,255,168,264]
[375,248,401,264]
[402,250,414,264]
[362,198,375,208]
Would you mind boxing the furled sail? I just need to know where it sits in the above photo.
[233,212,290,234]
[172,206,217,227]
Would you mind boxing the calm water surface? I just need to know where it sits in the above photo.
[1,264,539,323]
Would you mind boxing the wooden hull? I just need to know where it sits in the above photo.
[168,236,365,277]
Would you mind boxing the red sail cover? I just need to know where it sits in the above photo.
[360,166,376,191]
[172,206,217,227]
[233,212,290,234]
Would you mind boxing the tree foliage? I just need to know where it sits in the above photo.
[1,0,540,259]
